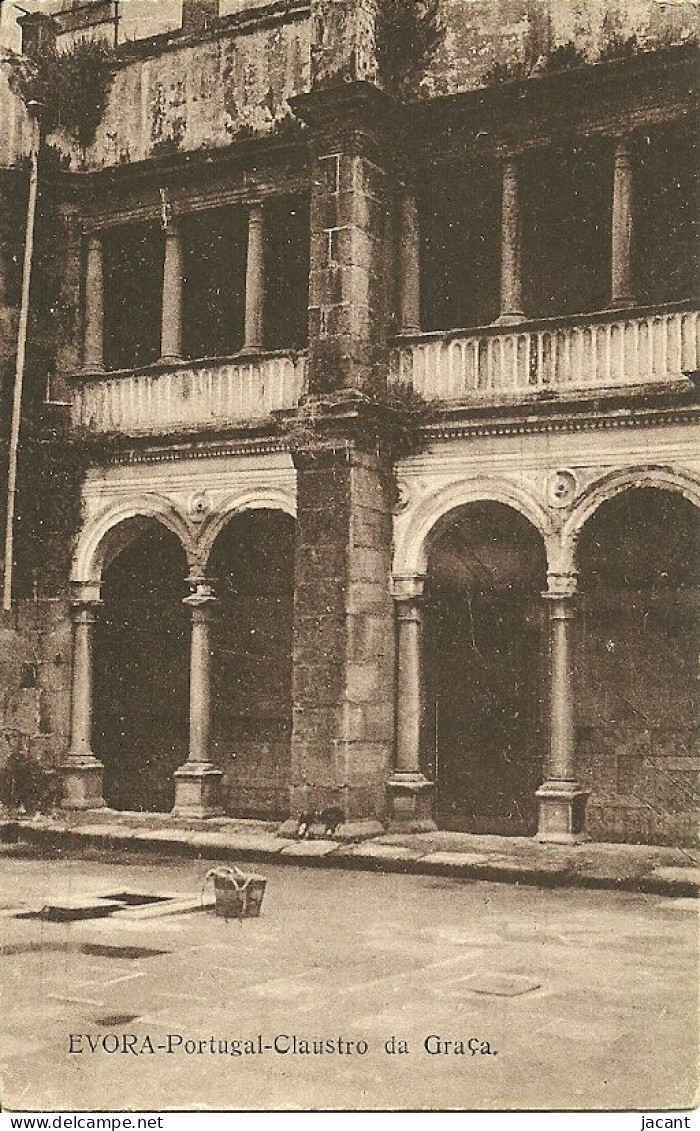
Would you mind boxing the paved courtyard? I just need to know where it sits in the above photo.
[1,844,697,1112]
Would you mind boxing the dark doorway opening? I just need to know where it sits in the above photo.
[425,503,547,835]
[94,525,189,812]
[208,509,295,818]
[576,488,699,844]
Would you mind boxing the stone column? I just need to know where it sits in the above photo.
[173,580,223,818]
[497,156,525,325]
[61,592,105,810]
[83,233,104,372]
[160,221,183,362]
[398,185,421,334]
[611,137,634,308]
[386,576,436,830]
[244,202,264,351]
[536,576,588,842]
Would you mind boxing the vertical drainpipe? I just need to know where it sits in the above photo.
[3,108,40,612]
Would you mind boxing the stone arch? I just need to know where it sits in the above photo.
[566,465,700,546]
[393,477,553,580]
[72,494,197,584]
[197,487,297,573]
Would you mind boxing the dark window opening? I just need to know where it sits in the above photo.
[633,120,698,306]
[181,206,247,360]
[521,139,612,319]
[420,165,500,331]
[102,222,163,370]
[263,195,310,350]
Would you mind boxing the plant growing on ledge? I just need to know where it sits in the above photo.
[361,375,434,463]
[4,37,115,148]
[375,0,445,99]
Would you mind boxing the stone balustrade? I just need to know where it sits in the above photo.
[390,304,698,402]
[71,352,308,434]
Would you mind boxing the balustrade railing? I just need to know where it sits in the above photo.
[71,351,307,434]
[390,304,698,402]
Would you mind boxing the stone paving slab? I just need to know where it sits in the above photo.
[651,866,700,885]
[335,843,423,861]
[419,851,492,868]
[279,839,340,858]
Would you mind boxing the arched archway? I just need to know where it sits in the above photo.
[207,508,296,818]
[425,501,548,834]
[94,521,189,812]
[576,487,699,845]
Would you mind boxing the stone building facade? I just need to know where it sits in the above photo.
[0,0,698,844]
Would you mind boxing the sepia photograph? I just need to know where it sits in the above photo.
[0,0,698,1118]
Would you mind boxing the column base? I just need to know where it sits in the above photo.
[60,756,106,810]
[535,781,589,843]
[495,311,526,326]
[387,772,436,832]
[172,764,224,819]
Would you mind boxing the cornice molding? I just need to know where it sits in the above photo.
[426,404,700,442]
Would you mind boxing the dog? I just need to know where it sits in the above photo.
[296,807,345,838]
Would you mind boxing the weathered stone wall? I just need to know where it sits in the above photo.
[0,600,72,812]
[422,0,700,97]
[309,148,390,392]
[310,0,378,86]
[0,169,26,422]
[51,13,311,170]
[0,70,30,168]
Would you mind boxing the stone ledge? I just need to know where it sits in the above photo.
[2,818,698,898]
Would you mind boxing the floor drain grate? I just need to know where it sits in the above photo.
[80,944,169,960]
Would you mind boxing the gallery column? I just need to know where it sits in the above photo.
[244,201,264,351]
[497,156,525,324]
[386,575,435,830]
[536,574,589,842]
[61,589,105,809]
[611,136,634,308]
[160,220,183,362]
[172,580,224,818]
[398,183,421,335]
[83,233,104,372]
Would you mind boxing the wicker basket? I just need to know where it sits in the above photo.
[206,866,267,919]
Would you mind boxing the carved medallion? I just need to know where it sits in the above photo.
[546,470,578,510]
[188,489,212,524]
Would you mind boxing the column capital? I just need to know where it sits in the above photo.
[87,231,103,251]
[70,599,103,624]
[391,574,426,602]
[543,572,578,602]
[183,578,217,611]
[71,580,102,605]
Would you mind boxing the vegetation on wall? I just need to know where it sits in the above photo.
[482,30,697,88]
[375,0,445,99]
[7,419,89,599]
[361,375,434,462]
[5,37,115,147]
